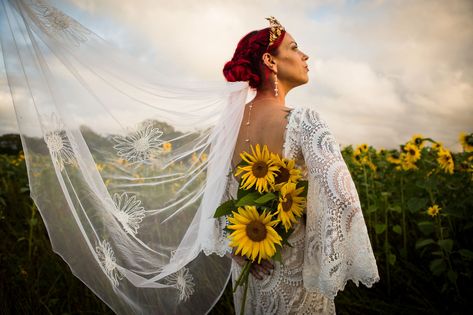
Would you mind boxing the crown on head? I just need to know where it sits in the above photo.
[265,16,285,47]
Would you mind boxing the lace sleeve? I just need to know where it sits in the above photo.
[299,108,380,299]
[202,169,233,257]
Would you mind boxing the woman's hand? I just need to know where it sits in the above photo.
[230,252,274,280]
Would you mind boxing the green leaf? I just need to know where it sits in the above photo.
[438,239,454,253]
[447,270,458,284]
[297,180,309,198]
[415,238,435,249]
[392,225,402,234]
[458,249,473,260]
[407,197,428,214]
[388,205,401,213]
[415,180,427,189]
[367,205,378,214]
[374,224,386,234]
[235,192,261,207]
[429,258,447,276]
[20,187,30,193]
[388,253,396,266]
[417,221,434,236]
[272,249,282,263]
[381,191,391,198]
[255,193,276,205]
[213,199,236,218]
[236,185,251,200]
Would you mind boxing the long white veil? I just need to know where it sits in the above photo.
[1,0,251,313]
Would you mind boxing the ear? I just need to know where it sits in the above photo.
[261,52,277,73]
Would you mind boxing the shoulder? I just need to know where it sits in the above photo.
[290,106,329,132]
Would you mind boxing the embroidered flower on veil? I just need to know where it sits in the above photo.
[113,123,164,163]
[164,267,195,302]
[112,192,146,235]
[95,240,124,288]
[30,0,91,46]
[42,113,76,171]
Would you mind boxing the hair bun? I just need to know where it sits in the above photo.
[223,57,261,88]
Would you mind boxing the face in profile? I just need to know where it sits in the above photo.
[270,32,310,90]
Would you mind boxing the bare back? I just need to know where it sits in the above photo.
[231,102,292,177]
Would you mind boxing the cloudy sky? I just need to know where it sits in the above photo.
[1,0,472,151]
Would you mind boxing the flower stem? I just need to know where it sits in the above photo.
[240,270,250,315]
[400,174,407,257]
[233,260,251,293]
[384,194,391,296]
[362,164,373,243]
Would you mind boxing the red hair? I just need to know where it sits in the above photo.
[223,27,286,88]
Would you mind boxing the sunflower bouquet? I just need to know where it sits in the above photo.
[213,144,308,314]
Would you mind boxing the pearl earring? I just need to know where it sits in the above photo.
[273,72,279,97]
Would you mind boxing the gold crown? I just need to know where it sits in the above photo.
[266,16,285,47]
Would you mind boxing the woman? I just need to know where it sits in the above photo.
[220,17,379,314]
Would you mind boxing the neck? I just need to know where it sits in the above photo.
[253,90,286,107]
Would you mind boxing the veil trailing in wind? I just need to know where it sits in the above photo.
[1,0,251,313]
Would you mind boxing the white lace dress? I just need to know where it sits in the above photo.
[222,107,379,315]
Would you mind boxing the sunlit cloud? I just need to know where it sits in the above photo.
[1,0,472,151]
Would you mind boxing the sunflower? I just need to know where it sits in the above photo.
[352,148,364,165]
[356,143,369,153]
[403,143,421,163]
[409,134,425,149]
[427,204,441,217]
[432,141,443,151]
[400,152,418,171]
[162,142,172,152]
[277,183,306,231]
[386,151,401,165]
[459,132,473,152]
[270,153,302,190]
[228,206,282,263]
[437,148,454,174]
[235,144,279,193]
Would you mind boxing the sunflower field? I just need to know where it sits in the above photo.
[0,132,472,314]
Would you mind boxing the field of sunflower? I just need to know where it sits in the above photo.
[0,132,472,314]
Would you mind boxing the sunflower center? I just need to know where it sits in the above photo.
[282,195,293,212]
[275,167,290,184]
[246,220,267,242]
[252,161,268,178]
[466,135,473,145]
[409,149,415,155]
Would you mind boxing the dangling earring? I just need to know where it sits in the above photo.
[273,72,279,97]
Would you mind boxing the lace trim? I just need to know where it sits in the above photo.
[202,170,233,257]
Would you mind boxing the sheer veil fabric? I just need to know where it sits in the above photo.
[1,0,379,314]
[1,0,250,313]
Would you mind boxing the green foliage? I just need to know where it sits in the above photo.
[2,132,473,314]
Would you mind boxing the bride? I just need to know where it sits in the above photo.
[222,18,379,314]
[0,0,379,313]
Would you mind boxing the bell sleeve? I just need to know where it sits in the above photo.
[299,107,380,299]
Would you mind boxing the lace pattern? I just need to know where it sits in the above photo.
[202,169,233,257]
[299,107,379,299]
